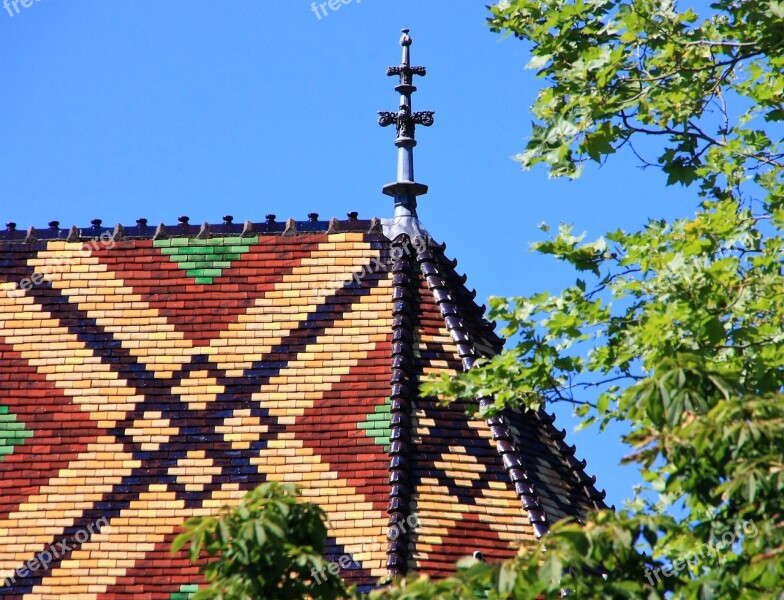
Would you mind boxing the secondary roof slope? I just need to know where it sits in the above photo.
[0,215,606,597]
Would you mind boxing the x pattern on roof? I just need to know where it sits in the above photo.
[0,220,606,597]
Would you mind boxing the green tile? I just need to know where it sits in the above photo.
[188,246,217,255]
[0,404,32,461]
[357,397,392,449]
[155,237,256,284]
[6,429,29,438]
[223,236,258,245]
[169,583,200,599]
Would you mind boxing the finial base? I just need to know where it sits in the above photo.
[381,211,431,243]
[382,181,428,198]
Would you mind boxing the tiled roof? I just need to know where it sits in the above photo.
[0,216,606,597]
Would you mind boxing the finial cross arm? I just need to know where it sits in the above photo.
[387,65,427,78]
[378,109,434,140]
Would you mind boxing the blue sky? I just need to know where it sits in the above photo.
[0,1,701,509]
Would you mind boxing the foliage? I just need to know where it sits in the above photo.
[490,0,784,200]
[409,0,784,597]
[171,482,348,599]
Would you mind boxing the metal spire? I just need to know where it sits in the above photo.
[379,29,434,227]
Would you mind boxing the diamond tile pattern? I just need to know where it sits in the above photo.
[0,220,605,598]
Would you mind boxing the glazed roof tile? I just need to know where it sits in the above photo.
[0,216,606,596]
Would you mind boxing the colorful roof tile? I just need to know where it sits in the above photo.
[0,215,606,597]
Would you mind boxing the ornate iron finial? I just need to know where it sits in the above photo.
[379,29,434,217]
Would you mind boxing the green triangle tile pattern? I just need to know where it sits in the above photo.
[0,404,33,462]
[154,237,259,285]
[357,397,392,450]
[169,584,199,599]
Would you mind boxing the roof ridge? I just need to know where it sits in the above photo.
[533,410,610,512]
[414,238,551,539]
[385,238,418,576]
[428,242,504,351]
[0,214,384,243]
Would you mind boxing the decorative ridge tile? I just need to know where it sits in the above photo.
[385,236,418,577]
[428,241,504,352]
[0,214,382,243]
[533,410,610,512]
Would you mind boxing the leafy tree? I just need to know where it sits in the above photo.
[171,482,348,599]
[399,0,784,597]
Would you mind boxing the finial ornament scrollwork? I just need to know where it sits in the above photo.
[379,29,434,212]
[378,30,434,146]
